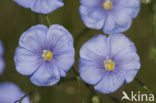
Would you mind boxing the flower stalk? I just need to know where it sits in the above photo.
[135,78,156,97]
[45,15,51,26]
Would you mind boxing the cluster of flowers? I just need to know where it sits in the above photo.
[0,0,141,102]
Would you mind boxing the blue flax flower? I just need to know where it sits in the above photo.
[0,82,30,103]
[79,0,140,34]
[14,24,75,86]
[13,0,64,14]
[0,41,5,75]
[79,34,140,93]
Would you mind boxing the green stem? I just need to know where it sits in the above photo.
[40,14,44,24]
[72,67,86,103]
[45,15,51,26]
[76,76,86,103]
[74,28,89,48]
[135,78,156,97]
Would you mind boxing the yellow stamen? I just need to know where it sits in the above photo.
[42,50,53,61]
[104,59,115,71]
[103,0,113,10]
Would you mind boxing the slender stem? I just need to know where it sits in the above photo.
[76,76,86,103]
[74,28,89,48]
[72,67,86,103]
[135,78,156,97]
[40,14,44,24]
[45,15,51,26]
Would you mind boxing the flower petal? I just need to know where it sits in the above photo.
[79,58,105,85]
[46,24,75,77]
[80,34,108,61]
[118,0,140,19]
[0,58,5,75]
[19,24,48,52]
[118,0,140,8]
[13,0,36,8]
[30,63,60,86]
[103,15,116,34]
[53,47,75,77]
[124,69,139,83]
[103,12,132,34]
[94,72,124,94]
[0,41,4,56]
[115,52,141,71]
[14,47,41,75]
[0,83,29,103]
[80,0,103,6]
[119,6,140,19]
[79,6,105,29]
[46,24,73,52]
[31,0,64,14]
[108,34,136,58]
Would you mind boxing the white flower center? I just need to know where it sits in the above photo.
[42,50,53,61]
[103,0,113,10]
[104,57,115,71]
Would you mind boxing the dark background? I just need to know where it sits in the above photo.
[0,0,156,103]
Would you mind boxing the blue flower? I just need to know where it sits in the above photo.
[0,82,30,103]
[79,34,140,93]
[13,0,64,14]
[0,41,5,75]
[14,24,75,86]
[79,0,140,34]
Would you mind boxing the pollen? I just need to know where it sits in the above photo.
[103,0,113,10]
[42,50,53,61]
[104,58,115,71]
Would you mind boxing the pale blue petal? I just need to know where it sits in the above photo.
[0,83,30,103]
[19,24,48,52]
[124,70,139,83]
[53,48,75,77]
[0,40,4,56]
[94,72,124,94]
[109,34,140,83]
[103,12,132,34]
[46,24,73,51]
[115,52,140,83]
[31,0,64,14]
[30,63,60,86]
[79,58,104,85]
[80,0,103,6]
[119,6,140,19]
[113,9,132,28]
[115,52,140,71]
[0,58,5,75]
[46,24,74,76]
[13,0,36,8]
[103,15,116,34]
[79,6,105,29]
[108,34,136,58]
[14,47,41,75]
[118,0,140,8]
[80,34,108,61]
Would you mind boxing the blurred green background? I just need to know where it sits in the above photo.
[0,0,156,103]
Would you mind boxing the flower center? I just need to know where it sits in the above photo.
[103,0,113,10]
[42,50,53,61]
[104,57,115,71]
